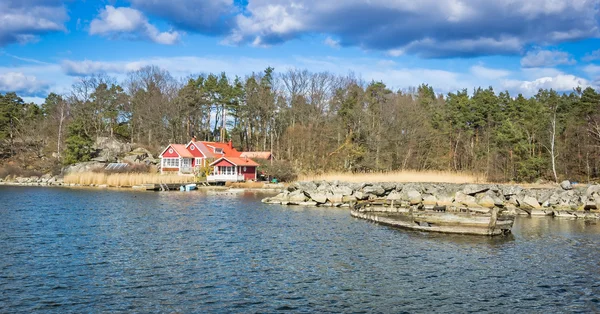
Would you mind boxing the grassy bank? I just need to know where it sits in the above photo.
[64,172,196,187]
[298,170,486,184]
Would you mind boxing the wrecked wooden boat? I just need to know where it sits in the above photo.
[351,201,514,236]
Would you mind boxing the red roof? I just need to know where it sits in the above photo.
[210,157,259,167]
[202,141,241,157]
[171,144,194,158]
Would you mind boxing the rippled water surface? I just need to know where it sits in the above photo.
[1,186,600,313]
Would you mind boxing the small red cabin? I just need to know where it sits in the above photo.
[208,157,259,182]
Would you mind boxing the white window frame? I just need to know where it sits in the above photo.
[162,158,180,168]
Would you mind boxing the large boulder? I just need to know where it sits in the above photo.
[63,161,105,174]
[501,185,523,197]
[295,181,317,192]
[586,185,600,197]
[560,180,572,190]
[386,191,403,201]
[422,194,438,207]
[519,195,541,210]
[331,185,353,196]
[402,189,422,205]
[306,191,328,204]
[288,190,308,203]
[94,137,132,162]
[122,148,153,164]
[454,192,479,208]
[352,191,369,200]
[362,184,386,197]
[463,184,489,196]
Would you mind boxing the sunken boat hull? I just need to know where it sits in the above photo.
[351,203,514,236]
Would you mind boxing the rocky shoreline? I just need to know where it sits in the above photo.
[262,180,600,219]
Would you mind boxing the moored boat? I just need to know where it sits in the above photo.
[351,201,514,236]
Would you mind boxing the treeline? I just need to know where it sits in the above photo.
[1,65,600,182]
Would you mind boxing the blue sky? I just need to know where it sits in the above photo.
[1,0,600,103]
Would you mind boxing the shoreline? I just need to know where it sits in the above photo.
[0,180,284,194]
[262,181,600,220]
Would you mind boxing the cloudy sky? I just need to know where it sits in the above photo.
[1,0,600,103]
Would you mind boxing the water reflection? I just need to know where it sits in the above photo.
[1,186,599,313]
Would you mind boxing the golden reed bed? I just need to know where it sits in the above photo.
[298,171,486,184]
[64,172,196,187]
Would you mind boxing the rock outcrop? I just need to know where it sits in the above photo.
[262,181,600,219]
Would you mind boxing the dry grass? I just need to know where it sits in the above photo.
[64,172,196,187]
[298,170,487,184]
[226,181,266,189]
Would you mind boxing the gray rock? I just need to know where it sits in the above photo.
[362,185,386,197]
[501,185,523,197]
[307,191,328,204]
[476,194,497,208]
[386,191,402,201]
[381,182,397,192]
[63,161,105,174]
[586,185,600,196]
[560,180,572,190]
[288,190,307,203]
[463,184,489,196]
[295,181,317,192]
[422,194,438,206]
[327,193,344,204]
[331,185,353,196]
[454,192,479,208]
[519,195,541,210]
[316,182,332,193]
[405,189,422,205]
[436,194,454,206]
[94,137,132,162]
[353,191,368,200]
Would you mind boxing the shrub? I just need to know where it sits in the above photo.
[259,160,297,182]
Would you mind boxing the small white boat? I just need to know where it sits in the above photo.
[180,184,197,192]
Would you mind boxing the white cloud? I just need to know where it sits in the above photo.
[223,0,600,58]
[0,1,68,46]
[583,49,600,62]
[324,37,340,49]
[0,72,48,95]
[521,49,576,68]
[503,74,589,96]
[584,64,600,75]
[90,6,180,45]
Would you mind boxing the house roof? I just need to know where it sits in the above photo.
[203,141,242,157]
[210,157,259,167]
[189,141,215,158]
[240,152,272,159]
[171,144,194,158]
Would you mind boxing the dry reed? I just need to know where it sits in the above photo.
[225,181,266,189]
[64,172,196,187]
[298,170,486,184]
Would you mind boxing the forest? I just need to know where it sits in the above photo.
[1,65,600,183]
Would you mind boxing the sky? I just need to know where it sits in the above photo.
[1,0,600,104]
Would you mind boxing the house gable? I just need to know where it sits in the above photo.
[185,141,206,158]
[160,145,181,158]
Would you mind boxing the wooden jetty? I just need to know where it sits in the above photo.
[134,182,209,191]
